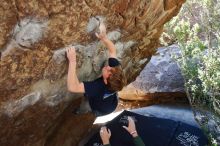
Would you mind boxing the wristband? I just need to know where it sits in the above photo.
[130,131,137,135]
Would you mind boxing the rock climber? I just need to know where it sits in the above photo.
[66,22,127,116]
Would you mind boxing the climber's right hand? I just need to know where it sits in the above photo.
[66,47,76,65]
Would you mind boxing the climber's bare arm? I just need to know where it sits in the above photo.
[66,47,85,93]
[96,23,117,58]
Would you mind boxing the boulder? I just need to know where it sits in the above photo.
[0,0,185,145]
[119,45,186,100]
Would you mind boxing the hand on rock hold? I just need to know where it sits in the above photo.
[66,47,76,66]
[95,22,107,41]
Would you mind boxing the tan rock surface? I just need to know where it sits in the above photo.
[0,0,185,145]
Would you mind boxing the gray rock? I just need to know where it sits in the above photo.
[14,18,48,48]
[119,45,185,99]
[87,16,104,33]
[193,108,220,145]
[137,45,184,92]
[1,92,41,117]
[107,30,121,41]
[1,18,48,58]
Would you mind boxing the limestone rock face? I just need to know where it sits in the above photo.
[0,0,185,145]
[119,45,186,100]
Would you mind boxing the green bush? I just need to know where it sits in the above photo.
[166,0,220,112]
[164,0,220,144]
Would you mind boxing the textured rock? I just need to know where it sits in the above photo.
[119,45,186,100]
[0,0,185,145]
[193,108,220,144]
